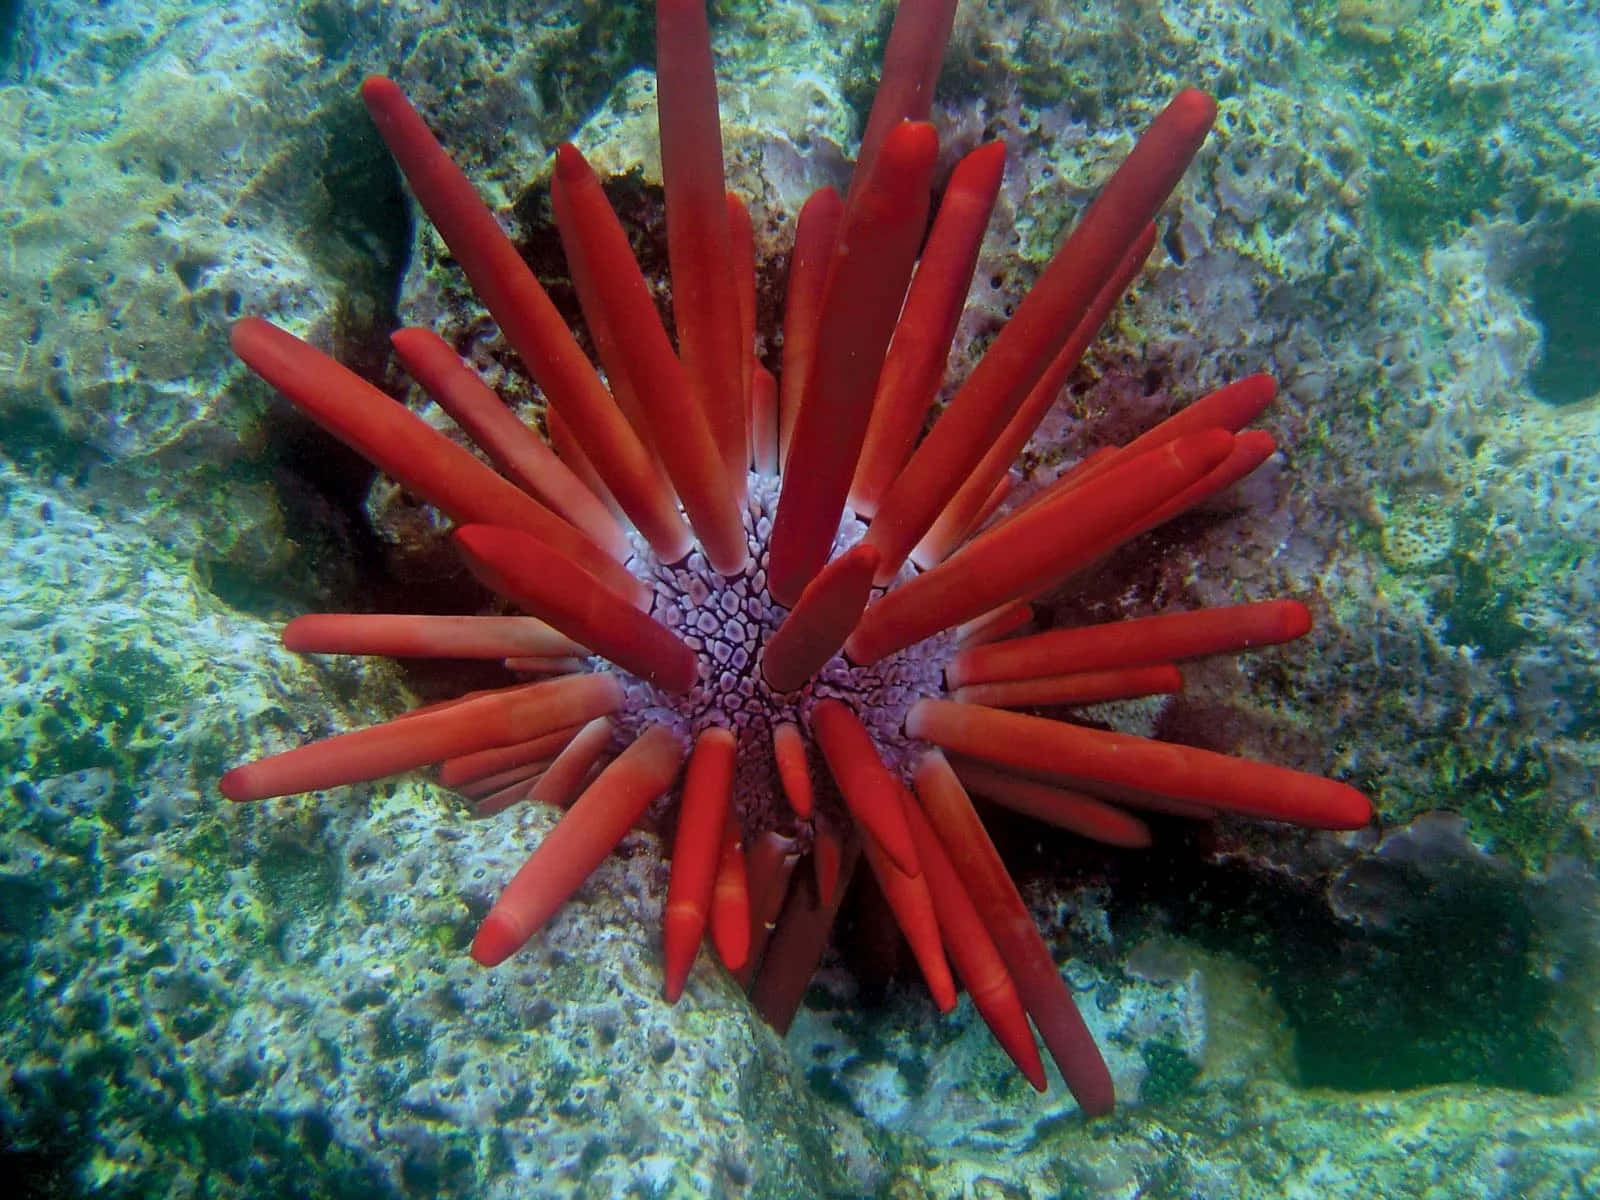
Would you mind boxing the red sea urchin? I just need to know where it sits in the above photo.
[220,0,1372,1116]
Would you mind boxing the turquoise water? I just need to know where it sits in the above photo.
[2,1,1596,1197]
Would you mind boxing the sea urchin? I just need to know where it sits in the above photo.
[220,0,1372,1116]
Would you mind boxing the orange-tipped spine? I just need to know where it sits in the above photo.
[471,725,685,966]
[948,599,1313,690]
[846,430,1235,665]
[900,791,1047,1090]
[913,751,1115,1115]
[909,699,1372,830]
[768,121,940,605]
[663,727,736,1000]
[811,699,920,876]
[221,673,622,802]
[760,543,881,693]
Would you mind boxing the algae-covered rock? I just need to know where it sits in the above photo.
[0,464,847,1198]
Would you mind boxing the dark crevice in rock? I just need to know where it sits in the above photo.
[205,102,415,622]
[1104,817,1581,1096]
[0,0,21,77]
[1520,206,1600,407]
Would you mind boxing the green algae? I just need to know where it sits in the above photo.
[1300,0,1589,256]
[1413,708,1594,873]
[1138,1040,1203,1106]
[1345,498,1589,868]
[1439,548,1535,659]
[256,837,345,962]
[1306,0,1510,246]
[11,640,185,784]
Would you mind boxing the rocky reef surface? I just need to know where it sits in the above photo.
[2,0,1597,1196]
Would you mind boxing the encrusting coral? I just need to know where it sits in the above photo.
[220,0,1371,1116]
